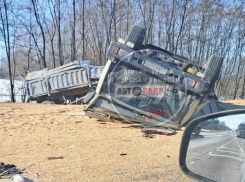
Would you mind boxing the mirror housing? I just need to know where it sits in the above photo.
[179,109,245,182]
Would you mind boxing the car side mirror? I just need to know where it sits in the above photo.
[179,109,245,182]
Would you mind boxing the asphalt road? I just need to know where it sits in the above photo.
[186,130,245,182]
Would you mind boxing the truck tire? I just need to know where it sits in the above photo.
[125,25,146,50]
[41,101,55,104]
[203,55,223,83]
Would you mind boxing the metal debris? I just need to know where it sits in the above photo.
[0,162,23,179]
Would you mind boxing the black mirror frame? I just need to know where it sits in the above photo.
[179,109,245,182]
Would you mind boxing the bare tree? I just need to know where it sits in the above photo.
[82,0,85,60]
[56,0,63,65]
[0,0,15,102]
[71,0,76,61]
[45,0,57,68]
[31,0,46,68]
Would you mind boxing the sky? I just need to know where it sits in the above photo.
[219,114,245,130]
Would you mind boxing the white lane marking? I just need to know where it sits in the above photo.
[235,139,245,158]
[190,136,233,149]
[203,135,225,138]
[208,152,244,162]
[220,147,241,151]
[216,149,244,156]
[217,139,235,150]
[189,161,195,165]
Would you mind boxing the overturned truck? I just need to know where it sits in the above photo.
[82,25,226,134]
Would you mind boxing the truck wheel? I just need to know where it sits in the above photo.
[125,25,146,50]
[203,55,223,83]
[41,101,55,104]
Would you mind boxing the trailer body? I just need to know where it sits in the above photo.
[25,61,104,104]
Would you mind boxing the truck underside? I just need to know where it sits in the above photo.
[82,25,239,134]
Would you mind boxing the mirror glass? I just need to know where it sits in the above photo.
[186,114,245,182]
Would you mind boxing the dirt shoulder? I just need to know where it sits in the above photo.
[0,103,193,182]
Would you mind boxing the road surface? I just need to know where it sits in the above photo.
[186,130,245,182]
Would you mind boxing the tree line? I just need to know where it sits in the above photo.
[0,0,244,102]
